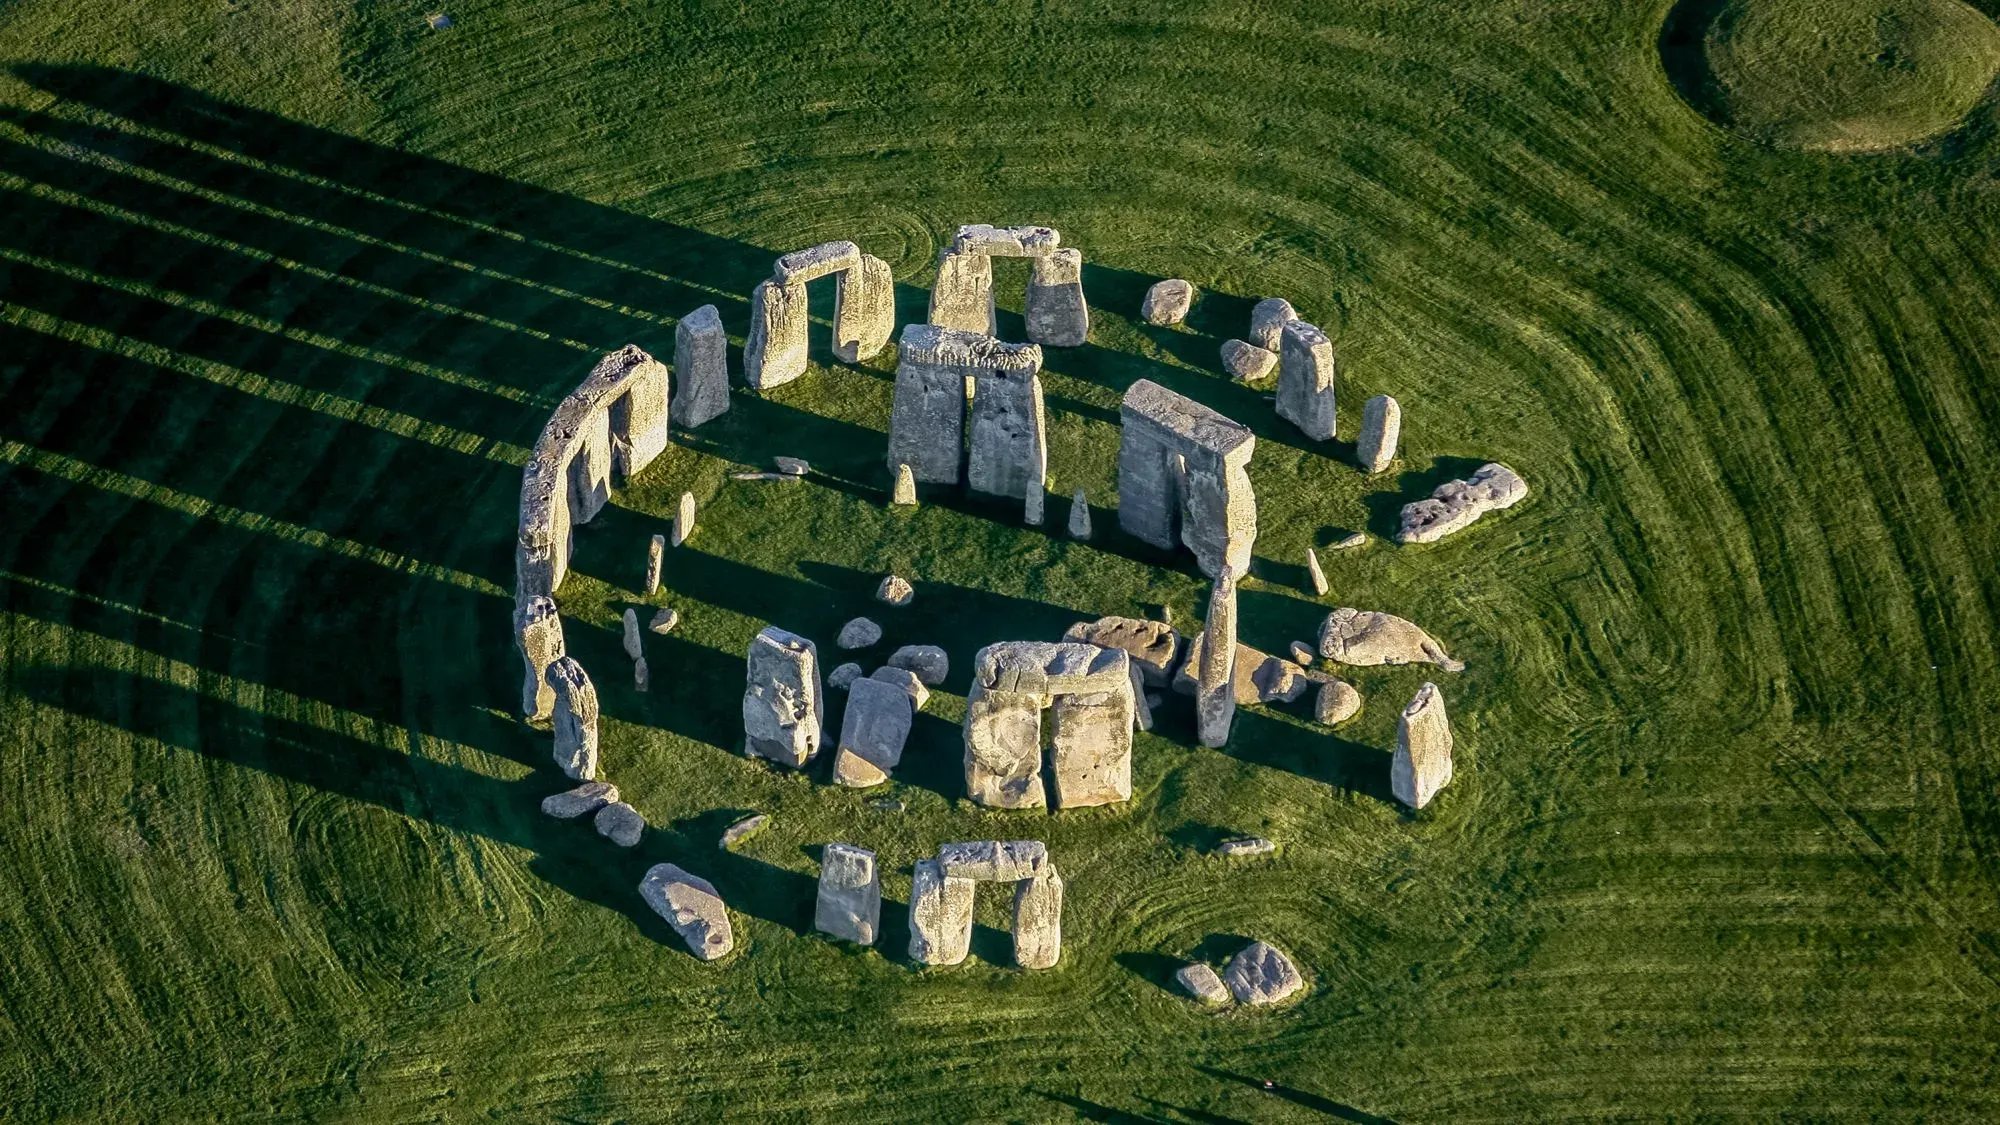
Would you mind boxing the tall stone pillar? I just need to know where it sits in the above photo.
[1276,320,1337,441]
[967,367,1047,504]
[963,682,1047,809]
[547,656,600,779]
[671,304,730,428]
[514,595,565,721]
[1357,393,1401,473]
[1012,864,1065,969]
[1024,248,1088,347]
[929,250,996,336]
[908,858,975,966]
[834,254,896,363]
[1392,682,1455,809]
[1196,565,1238,749]
[744,278,809,391]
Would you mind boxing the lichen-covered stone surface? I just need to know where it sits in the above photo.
[1318,607,1464,671]
[1399,462,1528,543]
[1392,682,1455,810]
[1225,941,1304,1005]
[1049,689,1133,808]
[888,324,1041,483]
[514,595,564,720]
[639,864,734,961]
[1248,297,1297,351]
[1177,962,1231,1004]
[1196,565,1238,748]
[927,250,996,336]
[907,858,975,966]
[671,303,729,428]
[1305,546,1329,597]
[541,780,617,819]
[741,626,822,767]
[936,840,1049,881]
[773,240,862,285]
[1276,320,1337,441]
[546,655,599,780]
[952,224,1060,257]
[718,814,768,850]
[832,676,913,788]
[1141,279,1194,326]
[1357,393,1401,473]
[833,253,895,363]
[963,684,1046,809]
[744,278,809,391]
[814,843,881,946]
[837,617,882,649]
[1317,679,1363,725]
[869,665,929,710]
[876,574,914,606]
[887,644,949,686]
[1024,248,1088,347]
[1012,865,1064,970]
[1067,488,1092,539]
[967,363,1047,505]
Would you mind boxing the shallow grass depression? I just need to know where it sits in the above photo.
[2,1,2000,1121]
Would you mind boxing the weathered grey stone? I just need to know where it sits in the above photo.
[908,858,975,966]
[639,863,733,960]
[719,813,767,849]
[1024,474,1045,527]
[1215,837,1276,857]
[1277,320,1337,441]
[622,608,643,661]
[744,278,809,391]
[832,676,914,788]
[1220,339,1277,382]
[869,665,930,710]
[774,240,862,285]
[834,253,895,363]
[928,250,996,336]
[963,684,1045,809]
[588,345,673,482]
[888,324,1040,483]
[649,607,679,634]
[1129,660,1153,733]
[952,224,1060,257]
[671,304,729,428]
[1062,616,1182,686]
[514,595,565,721]
[546,656,599,780]
[595,800,644,847]
[967,360,1047,506]
[1318,607,1464,671]
[814,843,880,945]
[1013,864,1064,969]
[892,462,918,506]
[876,574,914,607]
[1317,679,1362,725]
[869,798,905,812]
[1250,651,1309,703]
[673,491,696,546]
[1066,489,1092,539]
[937,840,1049,881]
[828,662,863,690]
[1226,941,1303,1005]
[1024,248,1088,347]
[837,617,882,650]
[1118,379,1257,578]
[887,645,949,686]
[1289,640,1316,666]
[1306,547,1329,597]
[1248,297,1297,352]
[742,626,823,767]
[1399,462,1528,544]
[1357,394,1401,473]
[774,456,810,476]
[644,534,666,597]
[1050,690,1133,807]
[1197,566,1238,749]
[1333,531,1368,550]
[1142,279,1194,326]
[1392,682,1454,810]
[1178,962,1231,1004]
[633,655,650,693]
[541,780,618,819]
[975,641,1132,697]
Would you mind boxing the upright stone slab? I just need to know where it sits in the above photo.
[908,858,975,966]
[929,250,996,336]
[889,323,1042,484]
[1356,394,1400,473]
[1024,248,1088,347]
[597,346,671,480]
[546,656,599,780]
[1196,566,1238,749]
[1248,297,1297,351]
[671,303,729,428]
[673,491,697,546]
[1050,690,1134,807]
[814,843,881,945]
[892,462,918,506]
[621,608,643,660]
[514,595,565,721]
[741,626,823,768]
[967,365,1047,504]
[834,253,896,363]
[1181,446,1257,579]
[1392,682,1455,809]
[1067,488,1092,539]
[832,676,914,788]
[515,455,568,602]
[1117,379,1257,578]
[963,683,1046,808]
[1276,320,1337,441]
[1012,864,1064,970]
[744,278,809,391]
[567,401,615,526]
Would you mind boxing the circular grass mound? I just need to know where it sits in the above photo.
[1661,0,2000,151]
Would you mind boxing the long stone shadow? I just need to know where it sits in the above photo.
[1362,455,1489,540]
[1197,1066,1401,1124]
[1037,339,1324,460]
[1225,708,1394,805]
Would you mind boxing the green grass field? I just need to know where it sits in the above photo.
[3,0,1999,1120]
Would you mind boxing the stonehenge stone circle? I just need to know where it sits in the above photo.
[1276,320,1337,441]
[892,462,918,506]
[1062,616,1182,686]
[719,813,768,849]
[1398,462,1528,543]
[911,842,1065,969]
[1318,607,1464,671]
[1357,393,1401,473]
[814,843,881,946]
[1177,962,1231,1004]
[827,662,862,690]
[746,240,894,389]
[514,594,565,720]
[671,303,729,428]
[887,644,949,685]
[832,675,914,788]
[907,858,976,966]
[1141,279,1194,326]
[594,800,645,847]
[639,863,734,961]
[546,656,599,780]
[837,617,882,649]
[741,626,824,768]
[1067,488,1092,540]
[1248,297,1297,351]
[1392,682,1455,810]
[931,225,1089,348]
[1024,248,1088,347]
[888,323,1043,487]
[876,574,914,606]
[1118,379,1257,578]
[1196,566,1239,749]
[869,665,930,710]
[1220,338,1277,382]
[541,780,618,819]
[964,642,1137,809]
[1225,941,1303,1005]
[1305,546,1329,597]
[928,249,997,336]
[645,534,665,597]
[1317,679,1363,725]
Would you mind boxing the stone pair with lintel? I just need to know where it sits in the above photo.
[908,840,1064,970]
[929,224,1088,347]
[744,240,897,390]
[962,641,1138,810]
[1116,378,1257,579]
[886,323,1047,518]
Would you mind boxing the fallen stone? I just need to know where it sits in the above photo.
[1062,616,1182,686]
[832,676,914,788]
[814,843,881,946]
[672,491,696,546]
[1392,682,1454,810]
[1012,864,1064,969]
[541,780,618,819]
[718,813,768,849]
[644,534,665,597]
[649,607,679,634]
[876,574,914,607]
[730,471,797,481]
[892,462,918,506]
[622,608,643,661]
[1067,488,1091,540]
[1178,962,1231,1005]
[742,626,823,767]
[595,801,644,847]
[546,656,599,780]
[1141,279,1194,326]
[639,863,733,960]
[1177,634,1306,705]
[1220,338,1277,382]
[828,662,863,690]
[1318,607,1464,671]
[775,456,810,476]
[1226,941,1303,1005]
[838,617,883,649]
[908,858,975,966]
[869,665,929,710]
[1214,837,1276,857]
[1248,297,1298,352]
[869,798,905,812]
[1305,547,1329,597]
[1398,462,1527,544]
[1289,641,1315,666]
[1317,679,1362,725]
[1356,394,1401,473]
[1277,320,1337,441]
[887,644,949,686]
[1333,531,1368,550]
[936,839,1048,882]
[671,303,730,428]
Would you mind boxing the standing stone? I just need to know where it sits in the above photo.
[622,608,643,660]
[633,655,650,692]
[1398,463,1529,544]
[1142,279,1194,326]
[1117,379,1257,578]
[1177,962,1231,1004]
[546,656,599,780]
[888,324,1040,484]
[671,303,730,428]
[1392,682,1455,809]
[514,594,565,721]
[644,534,666,597]
[1357,394,1401,473]
[928,250,996,336]
[1067,489,1092,540]
[1196,566,1238,749]
[673,492,696,546]
[1024,475,1045,527]
[588,345,673,482]
[1049,690,1134,807]
[814,843,881,945]
[1220,339,1277,382]
[963,683,1046,809]
[1305,547,1329,597]
[1277,320,1337,441]
[741,626,823,768]
[968,363,1048,505]
[1317,679,1362,725]
[908,858,975,966]
[744,278,809,391]
[541,780,617,819]
[833,253,896,363]
[1248,297,1297,351]
[639,863,734,960]
[1024,248,1088,347]
[892,462,918,506]
[1225,941,1304,1005]
[595,801,645,847]
[832,676,914,788]
[1012,864,1065,970]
